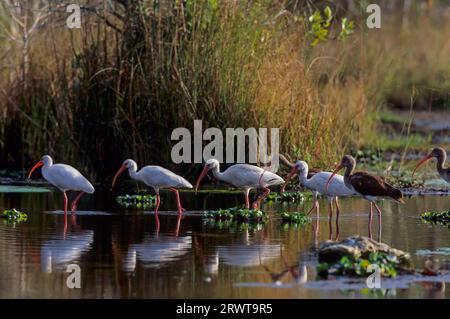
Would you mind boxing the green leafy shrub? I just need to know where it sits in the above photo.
[116,194,158,209]
[1,209,28,224]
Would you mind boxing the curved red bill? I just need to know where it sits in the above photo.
[195,165,209,194]
[28,161,43,179]
[112,165,127,188]
[281,167,297,193]
[412,154,433,178]
[326,164,343,192]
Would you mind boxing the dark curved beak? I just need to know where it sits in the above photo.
[28,161,43,179]
[412,154,433,178]
[326,164,343,192]
[195,165,209,194]
[112,165,127,188]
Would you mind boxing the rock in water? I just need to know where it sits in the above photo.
[318,236,411,268]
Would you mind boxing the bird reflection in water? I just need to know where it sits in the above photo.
[259,253,308,286]
[121,214,188,273]
[41,215,93,273]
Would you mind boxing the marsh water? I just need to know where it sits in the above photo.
[1,184,450,299]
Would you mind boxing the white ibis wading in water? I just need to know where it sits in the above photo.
[195,159,284,209]
[326,155,404,240]
[28,155,95,214]
[284,161,355,240]
[112,159,193,215]
[413,147,450,183]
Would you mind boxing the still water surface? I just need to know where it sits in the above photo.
[0,187,449,298]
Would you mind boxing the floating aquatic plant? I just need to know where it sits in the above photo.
[279,211,311,226]
[203,219,266,231]
[204,207,267,223]
[116,194,158,209]
[1,209,28,224]
[317,252,400,279]
[265,191,305,203]
[421,211,450,226]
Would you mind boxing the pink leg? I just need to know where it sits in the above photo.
[328,201,333,241]
[170,188,184,215]
[244,189,250,209]
[155,213,160,236]
[71,192,85,213]
[174,214,181,237]
[63,191,68,237]
[63,191,68,215]
[373,202,383,243]
[334,198,341,241]
[154,192,161,215]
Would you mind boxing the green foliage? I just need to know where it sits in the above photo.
[204,207,267,223]
[339,18,355,40]
[265,191,305,203]
[317,252,400,279]
[307,7,333,47]
[116,194,158,209]
[1,209,28,224]
[307,6,354,47]
[279,211,311,226]
[421,211,450,226]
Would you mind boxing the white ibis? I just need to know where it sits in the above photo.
[284,161,355,240]
[326,155,404,240]
[112,159,193,215]
[28,155,95,214]
[195,159,284,209]
[413,147,450,183]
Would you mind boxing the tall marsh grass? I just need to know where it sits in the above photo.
[0,0,448,180]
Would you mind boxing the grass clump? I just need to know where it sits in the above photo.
[265,191,305,203]
[317,252,401,279]
[204,207,267,223]
[116,194,157,209]
[421,211,450,226]
[1,209,28,224]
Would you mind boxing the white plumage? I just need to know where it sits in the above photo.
[195,159,284,209]
[112,159,192,215]
[28,155,95,214]
[284,161,355,240]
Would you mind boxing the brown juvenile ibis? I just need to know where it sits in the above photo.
[326,155,404,240]
[413,147,450,183]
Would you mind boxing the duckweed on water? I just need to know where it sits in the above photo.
[317,252,400,279]
[116,194,157,209]
[204,207,267,223]
[1,209,28,224]
[421,211,450,226]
